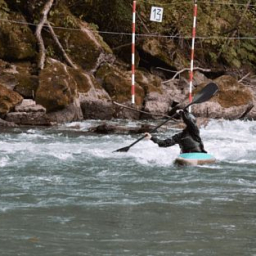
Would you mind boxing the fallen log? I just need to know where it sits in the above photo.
[88,123,157,134]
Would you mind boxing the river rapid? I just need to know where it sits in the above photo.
[0,119,256,256]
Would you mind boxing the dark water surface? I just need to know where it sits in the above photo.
[0,120,256,256]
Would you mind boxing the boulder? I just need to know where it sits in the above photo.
[72,69,113,120]
[96,64,145,119]
[0,73,18,90]
[0,84,23,116]
[14,74,39,99]
[5,99,52,125]
[242,77,256,119]
[141,38,187,70]
[48,3,113,72]
[96,64,144,104]
[46,98,83,123]
[0,118,17,127]
[36,58,78,112]
[143,79,182,119]
[15,99,46,112]
[0,60,39,98]
[96,64,168,119]
[80,98,113,120]
[5,112,52,126]
[192,75,254,119]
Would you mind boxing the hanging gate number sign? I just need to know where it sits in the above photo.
[150,6,163,22]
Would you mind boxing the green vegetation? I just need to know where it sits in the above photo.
[66,0,256,72]
[1,0,256,73]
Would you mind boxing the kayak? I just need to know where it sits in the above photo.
[174,152,216,166]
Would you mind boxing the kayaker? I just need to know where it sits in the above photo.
[145,109,207,153]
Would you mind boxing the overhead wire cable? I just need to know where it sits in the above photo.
[0,17,256,40]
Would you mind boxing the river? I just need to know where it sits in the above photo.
[0,119,256,256]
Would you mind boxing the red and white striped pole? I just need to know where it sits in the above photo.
[188,0,198,112]
[131,0,136,104]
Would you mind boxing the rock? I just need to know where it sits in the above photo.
[46,99,83,123]
[50,5,113,72]
[141,38,187,70]
[14,74,39,98]
[80,99,113,120]
[112,101,140,120]
[143,91,171,119]
[0,60,39,98]
[76,71,114,120]
[243,78,256,119]
[36,58,78,112]
[0,13,36,60]
[143,79,183,119]
[96,64,169,119]
[96,64,145,105]
[0,118,18,127]
[0,74,18,90]
[192,71,211,87]
[5,112,52,126]
[15,99,46,112]
[192,76,254,119]
[0,84,23,116]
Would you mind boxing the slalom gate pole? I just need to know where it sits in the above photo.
[188,0,198,112]
[131,0,136,104]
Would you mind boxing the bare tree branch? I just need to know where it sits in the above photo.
[46,21,78,69]
[35,0,55,70]
[161,67,211,84]
[113,101,178,122]
[238,72,251,83]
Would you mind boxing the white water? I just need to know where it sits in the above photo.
[0,119,256,168]
[0,119,256,256]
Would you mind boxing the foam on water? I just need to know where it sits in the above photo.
[1,119,256,168]
[201,120,256,163]
[106,119,256,166]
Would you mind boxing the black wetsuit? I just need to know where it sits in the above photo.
[150,111,207,153]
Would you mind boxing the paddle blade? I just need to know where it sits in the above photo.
[192,82,218,104]
[113,146,130,153]
[169,82,218,116]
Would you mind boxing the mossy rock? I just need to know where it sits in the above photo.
[141,38,188,70]
[46,3,112,71]
[0,13,36,60]
[14,74,39,98]
[69,68,94,94]
[36,59,78,112]
[135,70,162,94]
[96,64,144,105]
[68,0,132,48]
[214,76,253,108]
[194,76,253,109]
[0,84,23,115]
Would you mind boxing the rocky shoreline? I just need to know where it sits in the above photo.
[1,59,255,130]
[1,1,256,130]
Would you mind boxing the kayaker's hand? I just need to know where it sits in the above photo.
[176,109,183,115]
[144,132,152,140]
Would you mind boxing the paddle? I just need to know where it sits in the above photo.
[113,82,218,153]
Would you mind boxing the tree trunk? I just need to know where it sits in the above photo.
[35,0,55,70]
